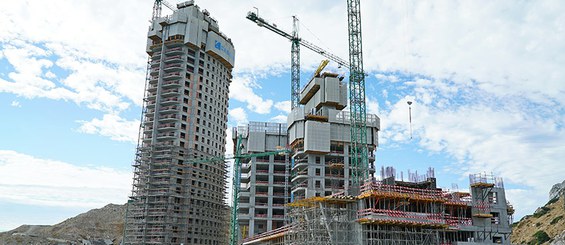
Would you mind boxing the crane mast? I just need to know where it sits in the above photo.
[290,16,300,109]
[152,0,176,20]
[346,0,369,192]
[229,135,244,245]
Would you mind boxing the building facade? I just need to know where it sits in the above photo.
[287,72,380,200]
[124,1,234,244]
[233,122,289,241]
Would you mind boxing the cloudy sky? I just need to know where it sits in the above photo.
[0,0,564,231]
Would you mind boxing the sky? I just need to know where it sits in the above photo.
[0,0,564,231]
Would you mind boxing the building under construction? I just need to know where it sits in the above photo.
[236,73,514,245]
[234,122,289,239]
[124,0,514,244]
[124,1,234,244]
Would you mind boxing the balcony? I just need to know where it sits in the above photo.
[149,67,160,75]
[147,92,157,100]
[147,84,158,92]
[162,72,181,80]
[164,55,183,64]
[159,105,177,114]
[156,132,176,140]
[291,161,308,170]
[149,76,159,83]
[150,60,160,67]
[291,174,308,183]
[161,88,179,97]
[165,47,183,55]
[146,100,157,108]
[292,181,307,190]
[162,80,181,88]
[160,97,179,106]
[163,64,182,72]
[144,118,154,125]
[159,114,178,122]
[157,123,176,131]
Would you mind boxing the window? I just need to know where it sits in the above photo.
[315,168,321,176]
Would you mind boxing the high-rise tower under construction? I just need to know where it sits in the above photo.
[124,1,235,244]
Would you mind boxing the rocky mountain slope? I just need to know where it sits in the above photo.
[0,204,126,245]
[511,180,565,245]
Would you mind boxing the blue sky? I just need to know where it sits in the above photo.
[1,0,564,231]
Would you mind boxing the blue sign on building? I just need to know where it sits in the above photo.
[214,40,234,60]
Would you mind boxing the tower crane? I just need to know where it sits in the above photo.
[346,0,369,193]
[246,11,349,109]
[152,0,176,20]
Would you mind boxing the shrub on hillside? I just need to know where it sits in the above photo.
[533,206,551,218]
[528,230,550,245]
[550,215,563,225]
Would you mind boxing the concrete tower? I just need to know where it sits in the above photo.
[124,1,235,244]
[232,122,289,240]
[287,72,380,200]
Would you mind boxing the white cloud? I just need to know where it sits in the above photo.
[379,88,565,218]
[10,100,20,107]
[229,76,273,114]
[0,41,142,113]
[274,101,292,114]
[0,1,149,67]
[0,150,131,208]
[44,71,56,79]
[375,74,399,83]
[229,107,248,126]
[270,114,288,123]
[77,114,139,144]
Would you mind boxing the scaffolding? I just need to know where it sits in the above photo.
[242,168,512,245]
[285,197,359,245]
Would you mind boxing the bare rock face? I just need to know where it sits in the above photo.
[0,203,126,245]
[550,180,565,201]
[511,180,565,245]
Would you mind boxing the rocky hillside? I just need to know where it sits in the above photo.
[0,203,126,245]
[511,181,565,245]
